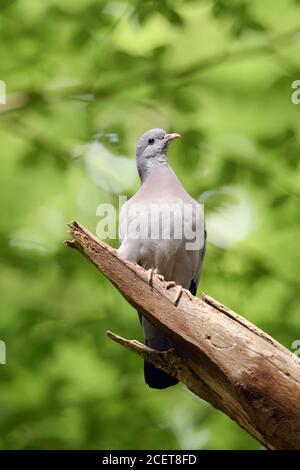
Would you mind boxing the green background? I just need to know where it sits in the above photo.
[0,0,300,450]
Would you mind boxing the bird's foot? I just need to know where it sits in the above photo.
[174,285,183,305]
[165,281,180,304]
[152,277,193,304]
[168,284,193,305]
[147,268,154,287]
[182,288,193,301]
[165,281,176,290]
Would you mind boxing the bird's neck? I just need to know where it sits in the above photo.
[138,154,167,183]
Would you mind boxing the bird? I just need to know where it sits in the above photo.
[117,128,206,389]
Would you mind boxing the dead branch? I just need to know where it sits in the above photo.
[65,220,300,450]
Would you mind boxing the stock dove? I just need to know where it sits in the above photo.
[118,128,206,388]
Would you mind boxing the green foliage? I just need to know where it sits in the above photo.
[0,0,300,450]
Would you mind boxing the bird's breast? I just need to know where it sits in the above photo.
[119,200,203,286]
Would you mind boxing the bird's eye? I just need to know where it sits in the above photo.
[148,138,155,145]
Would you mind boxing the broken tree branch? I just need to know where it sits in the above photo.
[66,221,300,450]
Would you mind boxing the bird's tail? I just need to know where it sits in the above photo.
[142,316,178,389]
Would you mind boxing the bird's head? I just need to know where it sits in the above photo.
[136,128,180,181]
[136,128,180,160]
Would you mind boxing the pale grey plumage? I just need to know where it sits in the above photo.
[117,128,206,388]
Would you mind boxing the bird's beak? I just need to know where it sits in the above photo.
[164,133,181,142]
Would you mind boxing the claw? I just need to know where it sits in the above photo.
[174,285,183,305]
[182,288,193,301]
[165,280,180,304]
[147,268,154,286]
[147,271,193,304]
[166,281,176,290]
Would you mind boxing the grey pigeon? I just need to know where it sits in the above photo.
[117,128,206,389]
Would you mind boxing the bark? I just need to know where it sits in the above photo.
[66,220,300,450]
